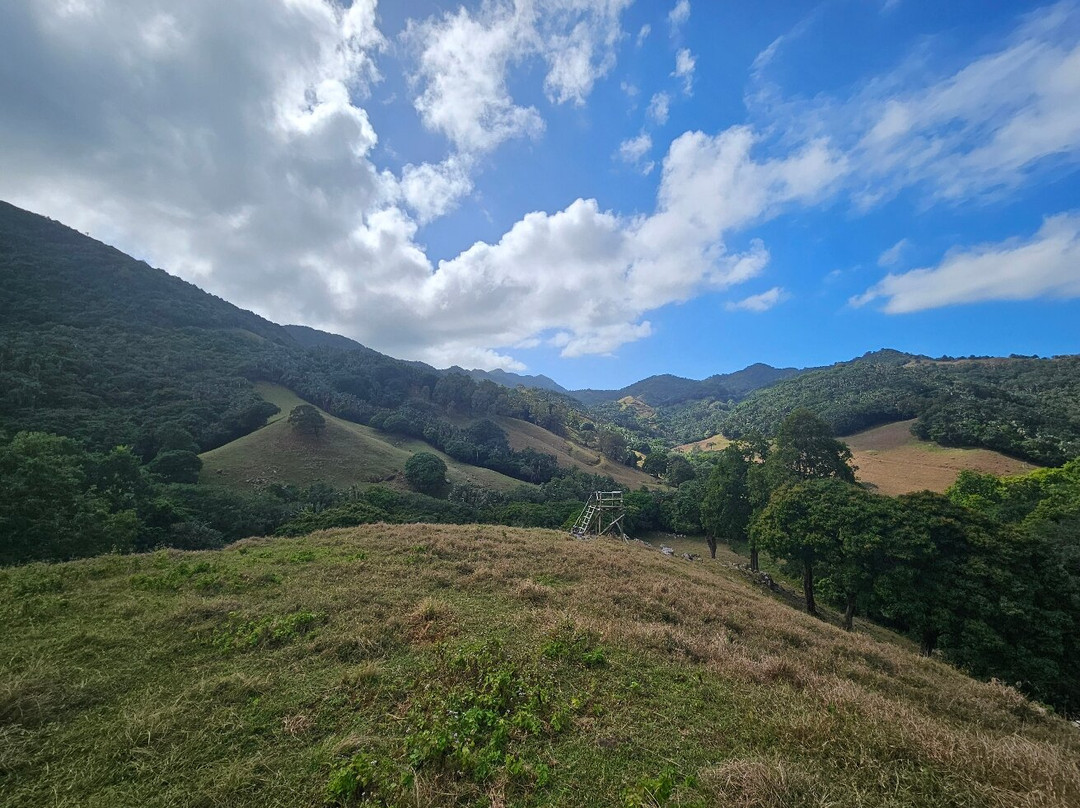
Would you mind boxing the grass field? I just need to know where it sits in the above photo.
[846,420,1038,495]
[3,525,1078,807]
[199,384,527,493]
[673,435,733,454]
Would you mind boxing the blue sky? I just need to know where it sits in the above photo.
[1,1,1078,389]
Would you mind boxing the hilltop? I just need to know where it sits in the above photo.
[3,524,1078,807]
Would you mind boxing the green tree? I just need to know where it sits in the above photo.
[0,432,136,564]
[404,452,448,496]
[765,408,856,490]
[751,478,880,620]
[287,404,326,437]
[146,450,202,484]
[642,450,669,478]
[873,491,982,655]
[700,445,751,562]
[665,454,696,487]
[597,429,627,463]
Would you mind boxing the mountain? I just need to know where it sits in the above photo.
[0,200,654,493]
[0,201,293,343]
[721,348,1080,465]
[451,366,570,394]
[571,363,802,406]
[282,324,371,353]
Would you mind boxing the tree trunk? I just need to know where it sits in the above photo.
[803,561,816,615]
[706,535,717,559]
[843,593,857,631]
[920,630,938,657]
[750,547,759,572]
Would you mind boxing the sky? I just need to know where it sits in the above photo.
[1,0,1078,390]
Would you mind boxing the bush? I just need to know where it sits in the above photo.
[404,452,448,496]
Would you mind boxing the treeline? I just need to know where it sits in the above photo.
[700,409,1080,715]
[721,350,1080,465]
[0,429,618,566]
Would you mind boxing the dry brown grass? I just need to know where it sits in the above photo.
[846,420,1038,495]
[5,523,1079,807]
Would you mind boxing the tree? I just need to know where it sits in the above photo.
[665,454,696,487]
[873,491,981,655]
[287,404,326,437]
[642,450,669,478]
[597,429,627,462]
[700,445,751,562]
[765,408,856,490]
[147,449,202,484]
[404,452,448,496]
[751,478,883,620]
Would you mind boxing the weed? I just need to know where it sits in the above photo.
[542,621,608,668]
[213,609,326,653]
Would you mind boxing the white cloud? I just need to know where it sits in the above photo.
[647,92,671,125]
[636,23,651,46]
[668,0,690,31]
[400,156,474,224]
[617,133,654,173]
[854,5,1080,203]
[0,0,836,371]
[406,0,631,154]
[406,5,543,155]
[727,286,787,312]
[673,48,695,94]
[853,213,1080,313]
[877,238,910,267]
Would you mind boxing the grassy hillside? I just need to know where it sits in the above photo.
[3,526,1077,807]
[200,384,527,493]
[847,420,1040,495]
[494,415,660,490]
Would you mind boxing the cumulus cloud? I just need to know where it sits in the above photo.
[853,212,1080,313]
[400,156,474,224]
[726,287,787,312]
[406,0,631,154]
[647,92,671,125]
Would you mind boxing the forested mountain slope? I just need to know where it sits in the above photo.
[721,350,1080,464]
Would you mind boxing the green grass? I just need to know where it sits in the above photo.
[199,383,529,493]
[3,525,1078,807]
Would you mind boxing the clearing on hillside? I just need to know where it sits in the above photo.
[199,384,526,492]
[494,415,661,490]
[673,434,733,454]
[3,525,1077,807]
[846,420,1039,495]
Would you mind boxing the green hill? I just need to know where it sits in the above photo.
[3,525,1077,807]
[720,350,1080,464]
[201,384,528,493]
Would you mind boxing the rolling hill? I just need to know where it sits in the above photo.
[199,384,529,493]
[3,525,1077,807]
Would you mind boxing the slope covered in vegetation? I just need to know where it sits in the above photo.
[720,350,1080,464]
[3,525,1078,808]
